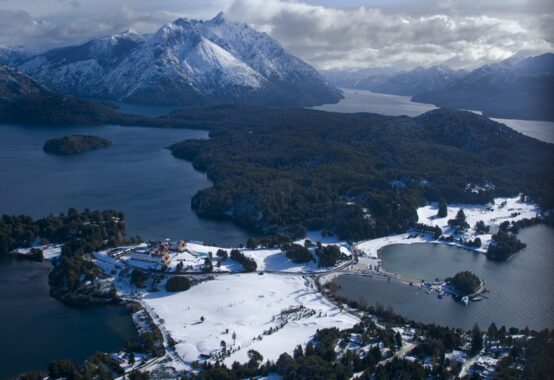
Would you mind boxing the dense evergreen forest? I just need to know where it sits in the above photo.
[0,209,126,256]
[0,209,134,305]
[2,96,553,241]
[167,106,554,240]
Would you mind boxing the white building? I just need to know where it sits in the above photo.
[170,240,187,252]
[131,249,170,265]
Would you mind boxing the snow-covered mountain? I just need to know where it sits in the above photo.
[371,65,467,96]
[324,54,553,120]
[0,63,50,102]
[320,67,399,89]
[323,65,466,96]
[19,13,341,107]
[413,53,554,121]
[0,46,34,66]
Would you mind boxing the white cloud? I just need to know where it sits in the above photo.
[0,7,183,50]
[226,0,553,69]
[0,0,552,69]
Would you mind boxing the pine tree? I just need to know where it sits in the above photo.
[488,322,498,343]
[438,198,448,217]
[395,331,403,348]
[471,324,483,355]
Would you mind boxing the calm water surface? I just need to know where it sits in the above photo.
[0,257,138,380]
[0,121,257,378]
[337,225,554,330]
[314,88,554,144]
[0,123,253,245]
[313,88,436,116]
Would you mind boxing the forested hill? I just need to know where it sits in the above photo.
[0,63,151,126]
[168,106,554,240]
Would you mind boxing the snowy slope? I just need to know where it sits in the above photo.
[0,63,51,101]
[0,46,34,66]
[142,273,357,366]
[19,13,341,107]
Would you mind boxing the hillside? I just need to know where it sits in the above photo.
[167,106,554,240]
[0,63,50,101]
[324,54,554,121]
[413,54,554,121]
[19,13,341,107]
[372,65,467,96]
[0,47,33,66]
[0,63,154,126]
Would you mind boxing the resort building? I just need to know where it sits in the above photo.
[131,242,171,265]
[170,240,187,252]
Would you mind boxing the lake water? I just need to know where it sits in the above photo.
[0,121,257,378]
[313,88,436,116]
[0,256,138,379]
[0,123,253,246]
[313,88,554,144]
[337,225,554,330]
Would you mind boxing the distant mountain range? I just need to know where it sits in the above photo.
[0,47,34,66]
[16,13,341,107]
[323,54,554,121]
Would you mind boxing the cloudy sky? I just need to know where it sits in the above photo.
[0,0,552,70]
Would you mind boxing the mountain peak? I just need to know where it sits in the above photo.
[212,11,226,23]
[19,15,341,107]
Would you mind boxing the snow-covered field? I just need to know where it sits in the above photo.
[120,241,352,274]
[356,196,540,258]
[417,197,539,233]
[11,244,62,260]
[142,273,358,366]
[417,196,540,250]
[244,243,351,273]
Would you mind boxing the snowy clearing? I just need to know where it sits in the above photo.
[118,241,352,274]
[11,244,62,260]
[417,196,540,250]
[142,273,358,366]
[356,196,540,258]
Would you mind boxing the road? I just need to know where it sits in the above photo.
[377,343,416,367]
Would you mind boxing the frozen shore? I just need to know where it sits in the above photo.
[356,196,540,260]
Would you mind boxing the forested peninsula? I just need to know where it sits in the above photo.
[167,106,554,240]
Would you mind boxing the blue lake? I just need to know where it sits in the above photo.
[313,88,554,144]
[337,225,554,330]
[0,123,253,246]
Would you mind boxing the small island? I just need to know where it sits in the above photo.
[446,271,483,296]
[43,135,112,155]
[487,231,527,261]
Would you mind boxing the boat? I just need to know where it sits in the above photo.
[461,296,469,306]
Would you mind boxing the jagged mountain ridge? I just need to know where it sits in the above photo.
[19,13,341,107]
